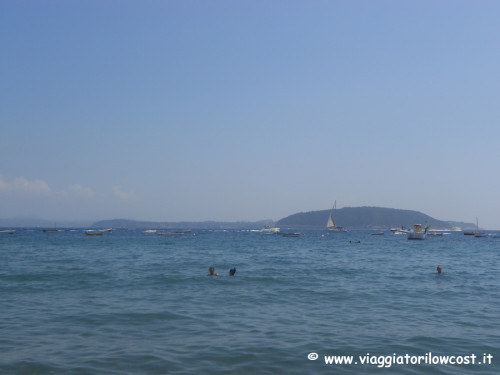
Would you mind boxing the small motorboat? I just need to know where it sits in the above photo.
[281,232,301,237]
[260,226,280,234]
[391,227,409,234]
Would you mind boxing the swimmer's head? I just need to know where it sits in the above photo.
[437,265,442,274]
[209,266,215,275]
[229,268,236,276]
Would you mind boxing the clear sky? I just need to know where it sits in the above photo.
[1,1,499,228]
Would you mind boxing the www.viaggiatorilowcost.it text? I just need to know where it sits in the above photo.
[307,352,494,368]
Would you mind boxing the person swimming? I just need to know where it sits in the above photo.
[229,267,236,276]
[437,265,442,274]
[208,266,219,276]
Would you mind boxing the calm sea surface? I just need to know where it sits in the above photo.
[1,229,499,374]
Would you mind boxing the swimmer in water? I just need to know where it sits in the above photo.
[208,266,219,276]
[437,265,442,274]
[229,267,236,276]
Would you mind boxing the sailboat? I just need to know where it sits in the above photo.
[474,218,486,238]
[464,217,485,236]
[326,201,347,232]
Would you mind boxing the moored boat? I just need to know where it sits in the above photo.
[407,224,428,240]
[260,226,280,234]
[391,227,409,234]
[466,218,484,237]
[0,229,16,234]
[281,232,301,237]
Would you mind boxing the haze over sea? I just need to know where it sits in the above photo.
[1,228,498,374]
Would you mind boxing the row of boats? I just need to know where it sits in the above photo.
[0,202,489,239]
[326,201,488,240]
[0,228,113,235]
[261,198,487,240]
[405,224,487,240]
[88,229,196,236]
[1,226,492,239]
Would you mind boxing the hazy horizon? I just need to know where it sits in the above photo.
[0,204,479,230]
[2,1,500,229]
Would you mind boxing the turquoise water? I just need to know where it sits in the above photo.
[1,229,499,374]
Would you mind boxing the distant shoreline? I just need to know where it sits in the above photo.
[0,206,479,230]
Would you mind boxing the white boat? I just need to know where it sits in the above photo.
[393,229,409,235]
[407,224,428,240]
[0,229,16,234]
[143,229,157,234]
[260,226,280,234]
[326,201,347,232]
[391,227,409,234]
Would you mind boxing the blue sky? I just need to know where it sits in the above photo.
[1,1,500,228]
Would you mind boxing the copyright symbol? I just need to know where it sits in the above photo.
[308,352,319,361]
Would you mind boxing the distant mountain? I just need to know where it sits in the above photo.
[0,217,92,228]
[277,206,472,230]
[1,208,477,230]
[92,218,275,230]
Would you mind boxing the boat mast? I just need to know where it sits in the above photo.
[330,201,336,218]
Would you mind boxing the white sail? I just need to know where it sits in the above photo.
[326,200,347,232]
[327,215,335,228]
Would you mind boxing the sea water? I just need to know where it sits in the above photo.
[0,229,499,374]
